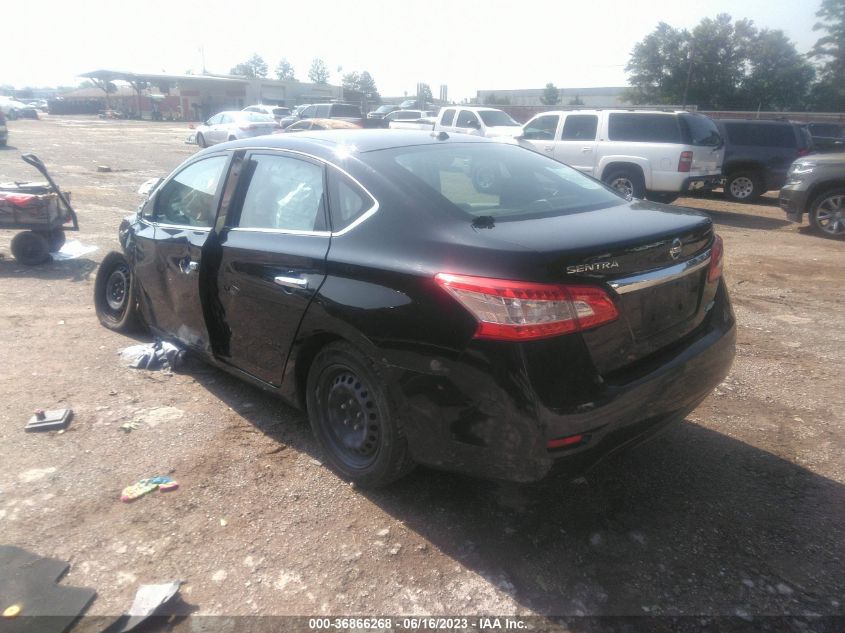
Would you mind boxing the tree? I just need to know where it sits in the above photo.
[229,54,268,79]
[341,71,361,91]
[568,94,585,106]
[626,14,812,110]
[540,83,560,105]
[417,83,433,105]
[308,58,330,84]
[809,0,845,110]
[358,71,380,99]
[275,58,296,81]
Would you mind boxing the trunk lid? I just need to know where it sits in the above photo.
[486,200,715,373]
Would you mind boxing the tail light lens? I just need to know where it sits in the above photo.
[678,151,693,173]
[797,147,811,157]
[434,273,618,341]
[708,234,724,283]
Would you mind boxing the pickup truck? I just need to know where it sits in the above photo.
[433,107,522,138]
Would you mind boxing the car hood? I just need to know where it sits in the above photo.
[799,152,845,165]
[485,126,523,138]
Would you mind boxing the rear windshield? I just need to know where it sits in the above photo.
[724,122,795,148]
[679,113,722,147]
[809,123,843,138]
[365,143,623,222]
[608,113,682,143]
[374,105,395,113]
[272,107,290,116]
[240,112,275,122]
[331,104,362,117]
[479,110,519,127]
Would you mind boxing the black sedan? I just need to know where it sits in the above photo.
[94,130,735,486]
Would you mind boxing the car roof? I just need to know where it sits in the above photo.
[200,129,493,156]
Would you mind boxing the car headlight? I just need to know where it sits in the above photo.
[787,162,816,180]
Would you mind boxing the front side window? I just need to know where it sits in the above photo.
[331,104,361,117]
[608,113,682,143]
[440,109,456,126]
[456,110,480,128]
[237,155,326,232]
[300,105,317,118]
[315,104,331,118]
[155,156,229,227]
[523,114,560,140]
[561,115,598,141]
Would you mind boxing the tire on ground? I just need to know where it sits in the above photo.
[10,230,51,265]
[809,187,845,239]
[603,167,645,200]
[94,251,143,332]
[724,172,763,203]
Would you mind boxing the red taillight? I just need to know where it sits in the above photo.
[708,234,724,283]
[678,151,693,173]
[434,273,619,341]
[797,147,811,157]
[547,434,584,450]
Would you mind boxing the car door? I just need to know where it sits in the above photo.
[553,114,599,174]
[134,154,231,351]
[212,151,330,385]
[520,113,561,157]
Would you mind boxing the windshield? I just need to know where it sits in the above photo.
[680,113,722,147]
[240,112,275,123]
[479,110,519,127]
[375,105,395,113]
[366,143,623,221]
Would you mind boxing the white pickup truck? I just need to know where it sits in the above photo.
[433,106,522,138]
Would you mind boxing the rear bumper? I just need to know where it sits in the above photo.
[393,282,736,482]
[778,184,810,222]
[682,174,721,192]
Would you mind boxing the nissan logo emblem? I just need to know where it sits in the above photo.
[669,238,683,260]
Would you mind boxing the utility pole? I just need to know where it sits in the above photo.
[681,44,695,110]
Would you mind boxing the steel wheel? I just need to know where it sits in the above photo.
[94,251,143,332]
[320,368,381,469]
[729,176,754,199]
[725,172,762,202]
[105,264,130,312]
[811,190,845,238]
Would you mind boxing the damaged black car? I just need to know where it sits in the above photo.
[94,130,736,487]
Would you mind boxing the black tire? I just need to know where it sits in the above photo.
[724,172,763,202]
[195,132,206,148]
[809,188,845,239]
[306,341,415,487]
[94,251,142,332]
[10,230,51,265]
[603,168,645,200]
[46,229,66,252]
[646,191,680,204]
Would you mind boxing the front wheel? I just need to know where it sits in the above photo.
[94,251,142,332]
[306,341,415,487]
[195,132,206,148]
[809,188,845,239]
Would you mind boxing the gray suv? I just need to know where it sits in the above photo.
[779,152,845,238]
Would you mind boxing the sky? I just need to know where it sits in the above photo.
[0,0,823,101]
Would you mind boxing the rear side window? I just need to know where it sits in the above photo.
[561,115,598,140]
[724,123,796,148]
[328,172,375,231]
[679,114,722,146]
[608,113,682,143]
[155,156,228,227]
[330,104,361,117]
[440,109,456,126]
[522,114,559,140]
[237,155,326,232]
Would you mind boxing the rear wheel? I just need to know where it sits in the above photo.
[94,251,142,332]
[10,230,50,265]
[306,341,414,487]
[725,172,763,202]
[809,188,845,239]
[195,132,206,148]
[603,168,645,200]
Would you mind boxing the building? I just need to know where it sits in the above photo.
[477,86,629,107]
[63,70,343,120]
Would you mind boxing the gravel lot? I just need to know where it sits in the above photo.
[0,117,843,627]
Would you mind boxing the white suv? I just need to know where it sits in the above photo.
[518,109,724,203]
[434,107,523,138]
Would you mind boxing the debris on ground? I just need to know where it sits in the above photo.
[118,340,184,371]
[105,581,182,633]
[51,239,97,259]
[120,476,179,502]
[119,421,141,433]
[25,408,73,433]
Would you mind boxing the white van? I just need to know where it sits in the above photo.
[519,109,724,203]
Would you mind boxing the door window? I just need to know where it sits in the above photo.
[440,109,456,126]
[561,115,598,140]
[154,156,229,227]
[328,172,376,231]
[456,110,480,128]
[237,155,326,232]
[523,115,559,140]
[315,104,331,117]
[206,114,222,125]
[300,105,317,118]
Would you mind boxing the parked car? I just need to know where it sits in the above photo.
[94,130,734,486]
[277,104,312,129]
[779,152,845,238]
[27,99,49,112]
[243,104,292,123]
[519,109,724,204]
[382,109,438,129]
[434,107,522,138]
[194,111,279,147]
[801,122,845,153]
[0,97,39,120]
[284,118,360,132]
[714,119,813,202]
[366,105,400,121]
[388,115,438,131]
[278,102,365,129]
[0,111,7,147]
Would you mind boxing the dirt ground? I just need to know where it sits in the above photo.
[0,117,843,627]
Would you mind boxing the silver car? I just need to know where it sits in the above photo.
[195,111,278,148]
